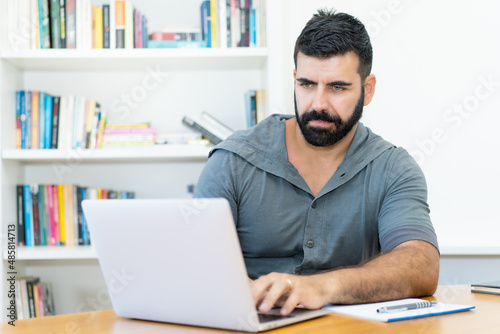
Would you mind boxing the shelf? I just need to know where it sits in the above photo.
[0,48,268,71]
[3,246,97,260]
[2,145,211,163]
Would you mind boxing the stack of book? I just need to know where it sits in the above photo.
[16,184,135,247]
[148,31,205,49]
[244,89,265,127]
[201,0,267,48]
[14,276,55,320]
[7,0,148,50]
[101,123,156,147]
[15,90,106,150]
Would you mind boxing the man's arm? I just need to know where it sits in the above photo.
[251,239,439,316]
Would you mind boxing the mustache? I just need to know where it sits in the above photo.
[301,110,343,126]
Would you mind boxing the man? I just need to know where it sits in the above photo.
[194,9,439,316]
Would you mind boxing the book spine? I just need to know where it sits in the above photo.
[38,0,44,48]
[17,185,26,246]
[26,91,31,149]
[115,1,125,48]
[124,1,133,49]
[226,0,231,47]
[51,96,60,149]
[16,91,22,149]
[59,0,66,48]
[57,184,65,245]
[102,4,110,48]
[42,185,51,246]
[49,0,61,48]
[94,6,103,49]
[52,184,61,245]
[38,184,47,246]
[23,185,33,247]
[20,91,27,149]
[65,0,76,48]
[44,94,53,149]
[210,0,217,48]
[47,185,57,246]
[31,91,39,149]
[41,0,51,48]
[38,91,45,149]
[26,279,36,318]
[31,184,41,246]
[109,0,116,49]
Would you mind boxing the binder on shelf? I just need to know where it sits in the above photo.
[182,111,234,145]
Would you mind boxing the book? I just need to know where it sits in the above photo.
[182,111,234,145]
[324,298,475,322]
[23,185,33,246]
[471,281,500,295]
[16,91,22,149]
[200,1,212,47]
[124,1,134,49]
[31,91,39,149]
[16,185,26,246]
[50,0,61,48]
[59,0,67,48]
[115,0,125,48]
[65,0,76,48]
[102,4,110,48]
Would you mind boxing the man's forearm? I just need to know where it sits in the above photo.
[313,240,440,304]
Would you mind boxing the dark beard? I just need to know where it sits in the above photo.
[294,88,364,147]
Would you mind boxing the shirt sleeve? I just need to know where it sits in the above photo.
[194,149,240,224]
[377,148,439,253]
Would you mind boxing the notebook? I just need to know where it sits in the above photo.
[82,198,329,332]
[324,298,475,322]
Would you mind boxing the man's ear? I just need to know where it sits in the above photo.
[363,74,376,106]
[293,68,297,80]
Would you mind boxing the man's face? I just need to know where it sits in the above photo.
[294,52,366,147]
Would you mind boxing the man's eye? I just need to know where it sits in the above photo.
[333,86,344,91]
[300,83,312,88]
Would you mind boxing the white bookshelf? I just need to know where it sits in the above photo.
[3,246,97,261]
[0,48,268,71]
[0,0,285,320]
[2,146,212,162]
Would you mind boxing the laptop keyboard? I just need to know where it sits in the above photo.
[258,312,295,323]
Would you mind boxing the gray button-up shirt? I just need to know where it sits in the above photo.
[194,114,438,279]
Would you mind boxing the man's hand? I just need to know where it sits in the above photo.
[250,273,327,316]
[248,240,439,316]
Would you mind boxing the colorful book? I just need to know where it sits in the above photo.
[44,94,53,149]
[57,184,65,245]
[38,91,45,149]
[65,0,76,48]
[59,0,67,48]
[47,185,57,246]
[16,90,22,149]
[16,185,26,246]
[51,96,60,149]
[115,1,125,48]
[124,1,134,49]
[31,184,41,246]
[50,0,61,48]
[200,1,212,47]
[102,4,110,48]
[31,91,40,149]
[94,6,103,49]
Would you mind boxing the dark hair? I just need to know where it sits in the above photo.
[293,9,373,80]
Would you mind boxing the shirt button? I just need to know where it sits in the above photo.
[311,201,317,208]
[306,240,314,248]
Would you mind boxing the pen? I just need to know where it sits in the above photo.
[377,301,437,313]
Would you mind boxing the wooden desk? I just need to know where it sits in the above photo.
[2,285,498,334]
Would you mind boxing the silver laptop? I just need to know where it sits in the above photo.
[82,198,328,332]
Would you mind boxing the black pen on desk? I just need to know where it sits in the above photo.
[377,301,437,313]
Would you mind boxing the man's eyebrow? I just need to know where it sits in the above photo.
[296,78,353,86]
[296,77,316,84]
[326,80,352,86]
